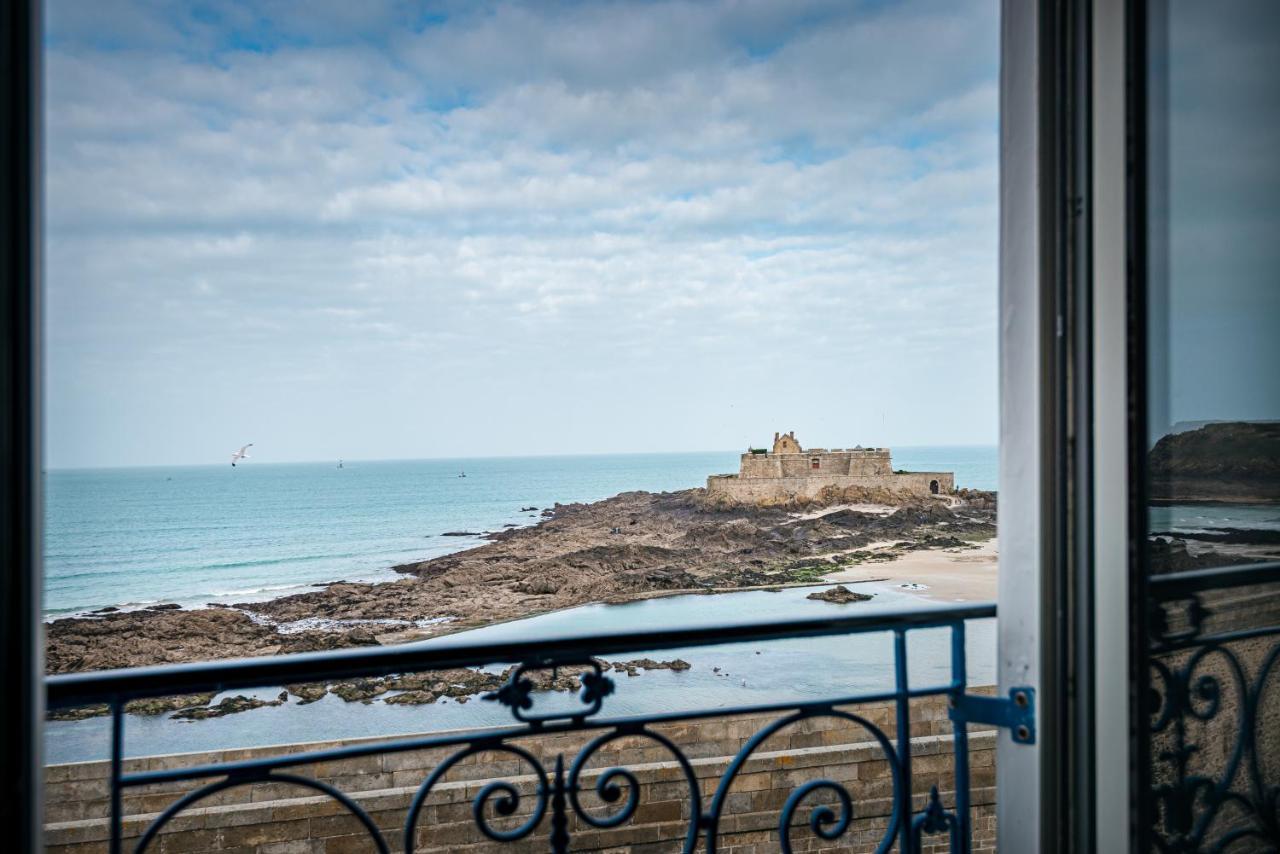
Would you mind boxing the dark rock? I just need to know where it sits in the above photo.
[385,690,437,705]
[124,693,217,716]
[1147,537,1257,575]
[48,704,110,722]
[171,694,285,720]
[330,679,387,703]
[807,585,873,604]
[146,603,182,611]
[611,658,692,672]
[286,682,329,705]
[441,531,481,537]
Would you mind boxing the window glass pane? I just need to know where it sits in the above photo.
[1140,4,1280,849]
[1145,0,1280,575]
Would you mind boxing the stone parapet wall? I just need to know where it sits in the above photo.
[45,692,997,853]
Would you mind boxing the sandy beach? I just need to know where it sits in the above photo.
[825,538,998,603]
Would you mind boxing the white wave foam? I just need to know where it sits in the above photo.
[240,613,455,635]
[211,583,309,597]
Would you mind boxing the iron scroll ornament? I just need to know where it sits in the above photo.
[1147,577,1280,853]
[400,710,902,853]
[136,771,390,854]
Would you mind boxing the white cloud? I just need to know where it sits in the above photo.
[44,0,999,467]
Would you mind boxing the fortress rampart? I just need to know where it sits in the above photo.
[707,432,955,503]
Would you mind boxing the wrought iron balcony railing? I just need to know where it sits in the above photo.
[46,601,1028,854]
[1146,560,1280,851]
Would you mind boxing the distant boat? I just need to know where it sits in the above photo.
[458,470,466,478]
[337,459,343,469]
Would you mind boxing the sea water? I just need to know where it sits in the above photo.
[45,446,1001,763]
[45,583,997,764]
[45,447,998,618]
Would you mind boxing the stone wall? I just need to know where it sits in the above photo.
[707,471,956,504]
[738,450,892,480]
[45,692,997,853]
[713,445,954,505]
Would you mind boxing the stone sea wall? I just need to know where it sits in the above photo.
[707,472,956,504]
[45,691,997,853]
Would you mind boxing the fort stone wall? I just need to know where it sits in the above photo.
[707,471,955,503]
[709,435,955,504]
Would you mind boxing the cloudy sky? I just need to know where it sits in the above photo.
[43,0,999,469]
[1153,0,1280,439]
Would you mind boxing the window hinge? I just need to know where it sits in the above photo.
[950,686,1036,744]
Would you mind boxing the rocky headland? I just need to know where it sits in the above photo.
[47,486,997,719]
[1148,421,1280,504]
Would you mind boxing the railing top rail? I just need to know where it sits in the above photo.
[1148,560,1280,599]
[46,601,996,709]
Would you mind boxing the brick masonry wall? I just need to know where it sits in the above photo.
[46,691,997,853]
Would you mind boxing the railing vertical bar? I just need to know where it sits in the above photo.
[109,700,123,854]
[894,627,914,854]
[951,621,972,854]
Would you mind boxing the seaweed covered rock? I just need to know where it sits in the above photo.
[806,585,873,604]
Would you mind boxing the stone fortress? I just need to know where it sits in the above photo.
[707,431,955,503]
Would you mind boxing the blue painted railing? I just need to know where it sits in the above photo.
[46,601,1017,853]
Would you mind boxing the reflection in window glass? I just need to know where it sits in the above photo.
[1145,0,1280,575]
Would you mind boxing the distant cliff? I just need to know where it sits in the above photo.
[1148,421,1280,503]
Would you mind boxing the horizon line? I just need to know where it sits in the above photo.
[45,443,1000,474]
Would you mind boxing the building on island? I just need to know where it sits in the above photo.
[706,431,955,503]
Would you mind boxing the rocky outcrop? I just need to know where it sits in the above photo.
[46,489,996,700]
[1149,422,1280,503]
[1147,537,1259,575]
[610,658,692,676]
[44,606,390,681]
[285,683,328,705]
[46,692,220,722]
[171,692,288,720]
[806,585,873,604]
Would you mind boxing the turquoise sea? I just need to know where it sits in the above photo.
[44,446,999,619]
[44,446,1001,763]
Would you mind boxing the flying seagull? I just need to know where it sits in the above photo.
[230,443,253,467]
